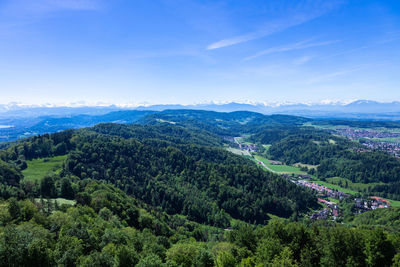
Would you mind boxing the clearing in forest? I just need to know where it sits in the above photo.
[22,155,67,181]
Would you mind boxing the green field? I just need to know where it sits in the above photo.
[327,197,338,204]
[312,178,400,207]
[268,164,306,174]
[254,155,307,174]
[34,197,76,206]
[387,199,400,208]
[325,177,385,192]
[312,179,359,195]
[225,147,251,157]
[294,162,318,170]
[372,137,400,143]
[262,144,271,151]
[305,122,400,143]
[234,135,253,145]
[22,155,67,181]
[243,141,254,145]
[234,146,400,207]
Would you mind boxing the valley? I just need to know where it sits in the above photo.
[2,0,400,264]
[1,109,400,266]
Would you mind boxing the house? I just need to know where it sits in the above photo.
[298,174,312,179]
[369,196,391,204]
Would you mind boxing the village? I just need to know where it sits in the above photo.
[361,140,400,157]
[230,137,393,221]
[332,128,400,157]
[294,179,349,200]
[293,178,391,220]
[334,128,400,140]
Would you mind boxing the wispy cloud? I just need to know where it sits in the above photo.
[206,1,345,50]
[45,0,101,10]
[0,0,103,34]
[307,65,369,84]
[207,31,268,50]
[244,39,338,61]
[0,0,102,19]
[293,55,314,65]
[376,32,400,44]
[319,34,400,61]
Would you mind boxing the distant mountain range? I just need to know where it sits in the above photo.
[132,100,400,120]
[0,104,122,119]
[2,100,400,119]
[1,100,400,143]
[0,100,399,125]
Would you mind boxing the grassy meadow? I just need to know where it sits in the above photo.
[22,155,67,182]
[254,155,307,174]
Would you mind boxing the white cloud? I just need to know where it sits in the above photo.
[0,0,102,34]
[244,40,338,61]
[207,31,270,50]
[307,65,367,84]
[0,0,102,19]
[206,1,345,50]
[293,55,314,65]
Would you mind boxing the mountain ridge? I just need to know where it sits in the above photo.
[2,100,400,119]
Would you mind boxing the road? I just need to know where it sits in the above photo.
[257,160,277,173]
[233,136,252,157]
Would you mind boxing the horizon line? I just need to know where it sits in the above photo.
[0,99,398,109]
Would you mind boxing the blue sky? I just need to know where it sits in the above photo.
[0,0,399,105]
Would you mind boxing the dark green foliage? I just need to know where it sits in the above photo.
[60,178,75,199]
[63,129,317,225]
[0,159,22,186]
[140,110,309,137]
[369,182,400,200]
[317,151,400,184]
[1,110,400,266]
[0,179,223,266]
[92,123,223,147]
[0,177,398,266]
[40,176,56,198]
[346,207,400,230]
[265,128,351,165]
[0,223,54,267]
[8,197,20,220]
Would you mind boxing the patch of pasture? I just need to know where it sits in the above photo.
[22,155,67,181]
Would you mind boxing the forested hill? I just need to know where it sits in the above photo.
[2,114,400,266]
[0,108,310,143]
[139,109,310,136]
[90,123,223,147]
[0,110,157,143]
[0,122,318,226]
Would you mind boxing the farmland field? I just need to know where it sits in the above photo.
[225,147,251,156]
[294,163,318,170]
[22,155,67,181]
[372,137,400,142]
[312,178,400,207]
[254,155,307,174]
[262,144,271,151]
[325,177,385,192]
[268,164,306,174]
[312,179,358,195]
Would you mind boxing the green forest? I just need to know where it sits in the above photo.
[0,110,400,266]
